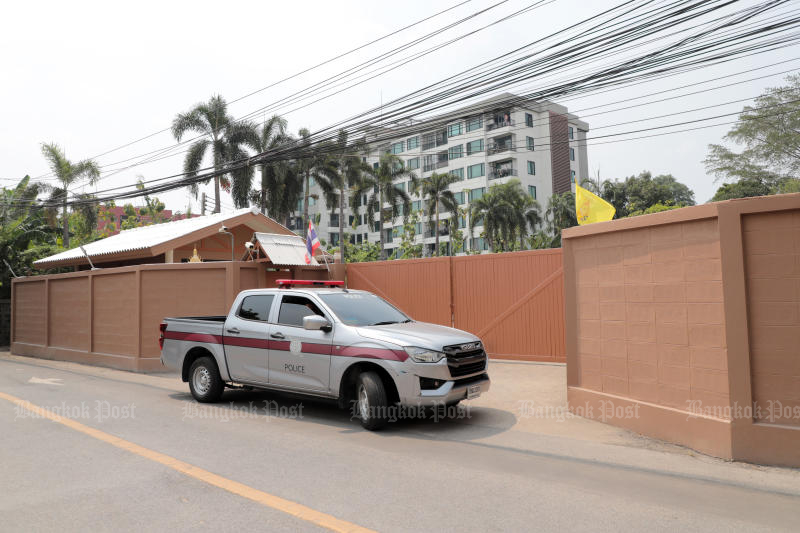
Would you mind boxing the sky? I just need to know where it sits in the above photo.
[2,0,797,211]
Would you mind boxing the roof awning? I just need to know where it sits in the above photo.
[252,232,319,266]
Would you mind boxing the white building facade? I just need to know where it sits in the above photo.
[289,94,589,256]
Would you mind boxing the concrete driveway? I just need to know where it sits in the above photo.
[1,352,798,532]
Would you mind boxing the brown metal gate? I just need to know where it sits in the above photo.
[346,250,565,362]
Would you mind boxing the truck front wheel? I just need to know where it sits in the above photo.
[355,371,389,430]
[189,356,224,403]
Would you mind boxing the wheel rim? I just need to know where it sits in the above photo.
[193,366,211,395]
[358,384,369,421]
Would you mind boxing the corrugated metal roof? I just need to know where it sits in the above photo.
[253,232,318,266]
[35,208,257,265]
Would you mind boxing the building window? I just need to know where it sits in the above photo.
[570,147,575,161]
[571,170,576,183]
[407,135,420,150]
[448,144,463,160]
[525,113,533,127]
[526,136,534,151]
[391,141,404,154]
[527,161,535,175]
[373,162,379,170]
[357,234,363,244]
[447,122,463,137]
[468,187,485,202]
[450,168,464,181]
[348,215,354,226]
[466,116,483,132]
[466,139,483,155]
[330,214,339,226]
[454,191,465,205]
[414,222,422,235]
[467,163,485,179]
[412,200,421,212]
[528,185,537,199]
[329,233,339,245]
[407,157,419,170]
[471,237,488,251]
[568,126,574,139]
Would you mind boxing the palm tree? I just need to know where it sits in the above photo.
[468,190,509,252]
[315,130,369,261]
[420,172,459,256]
[40,143,100,248]
[295,128,336,230]
[171,95,257,213]
[249,115,288,215]
[495,179,541,250]
[356,153,418,260]
[545,191,577,247]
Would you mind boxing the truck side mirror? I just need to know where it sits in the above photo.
[303,315,332,332]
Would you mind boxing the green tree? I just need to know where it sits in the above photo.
[469,189,509,252]
[398,211,423,259]
[420,172,458,256]
[40,143,100,248]
[0,176,61,297]
[316,130,369,261]
[599,171,694,217]
[495,179,541,250]
[248,115,290,215]
[705,74,800,187]
[545,191,578,248]
[172,95,257,212]
[356,153,417,260]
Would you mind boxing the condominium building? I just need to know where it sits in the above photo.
[289,93,589,256]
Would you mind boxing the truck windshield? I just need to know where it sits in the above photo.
[319,293,410,327]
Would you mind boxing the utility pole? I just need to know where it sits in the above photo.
[201,192,206,216]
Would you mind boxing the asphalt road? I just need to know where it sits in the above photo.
[1,355,799,532]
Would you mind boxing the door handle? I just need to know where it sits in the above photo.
[226,328,240,334]
[270,332,285,339]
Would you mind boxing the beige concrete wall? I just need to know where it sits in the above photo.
[742,209,800,428]
[563,194,800,467]
[11,262,330,372]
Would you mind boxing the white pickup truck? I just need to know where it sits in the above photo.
[159,280,490,429]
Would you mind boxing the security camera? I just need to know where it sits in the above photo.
[244,242,254,249]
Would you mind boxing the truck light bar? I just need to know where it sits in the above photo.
[276,279,345,288]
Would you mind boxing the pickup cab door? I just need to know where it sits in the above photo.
[223,294,275,384]
[268,293,333,392]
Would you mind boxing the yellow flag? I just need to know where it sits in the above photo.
[575,184,615,225]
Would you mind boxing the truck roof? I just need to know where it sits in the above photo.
[239,287,370,296]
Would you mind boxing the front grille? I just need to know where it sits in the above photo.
[443,343,487,378]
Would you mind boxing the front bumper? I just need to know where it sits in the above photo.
[413,374,491,406]
[393,355,491,406]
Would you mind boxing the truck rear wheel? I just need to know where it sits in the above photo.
[189,356,224,403]
[355,371,389,430]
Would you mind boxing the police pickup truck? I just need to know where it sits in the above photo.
[160,280,490,429]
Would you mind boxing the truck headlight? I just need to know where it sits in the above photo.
[405,346,445,363]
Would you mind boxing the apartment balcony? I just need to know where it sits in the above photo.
[488,167,518,180]
[487,141,515,155]
[486,118,514,132]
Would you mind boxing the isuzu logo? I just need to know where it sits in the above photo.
[460,342,480,351]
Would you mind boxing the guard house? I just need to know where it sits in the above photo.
[12,208,334,372]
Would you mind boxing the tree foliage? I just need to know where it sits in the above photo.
[599,171,695,218]
[468,179,541,252]
[705,74,800,185]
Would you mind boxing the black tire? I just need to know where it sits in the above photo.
[188,356,224,403]
[355,371,389,430]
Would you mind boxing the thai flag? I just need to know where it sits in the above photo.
[305,220,320,264]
